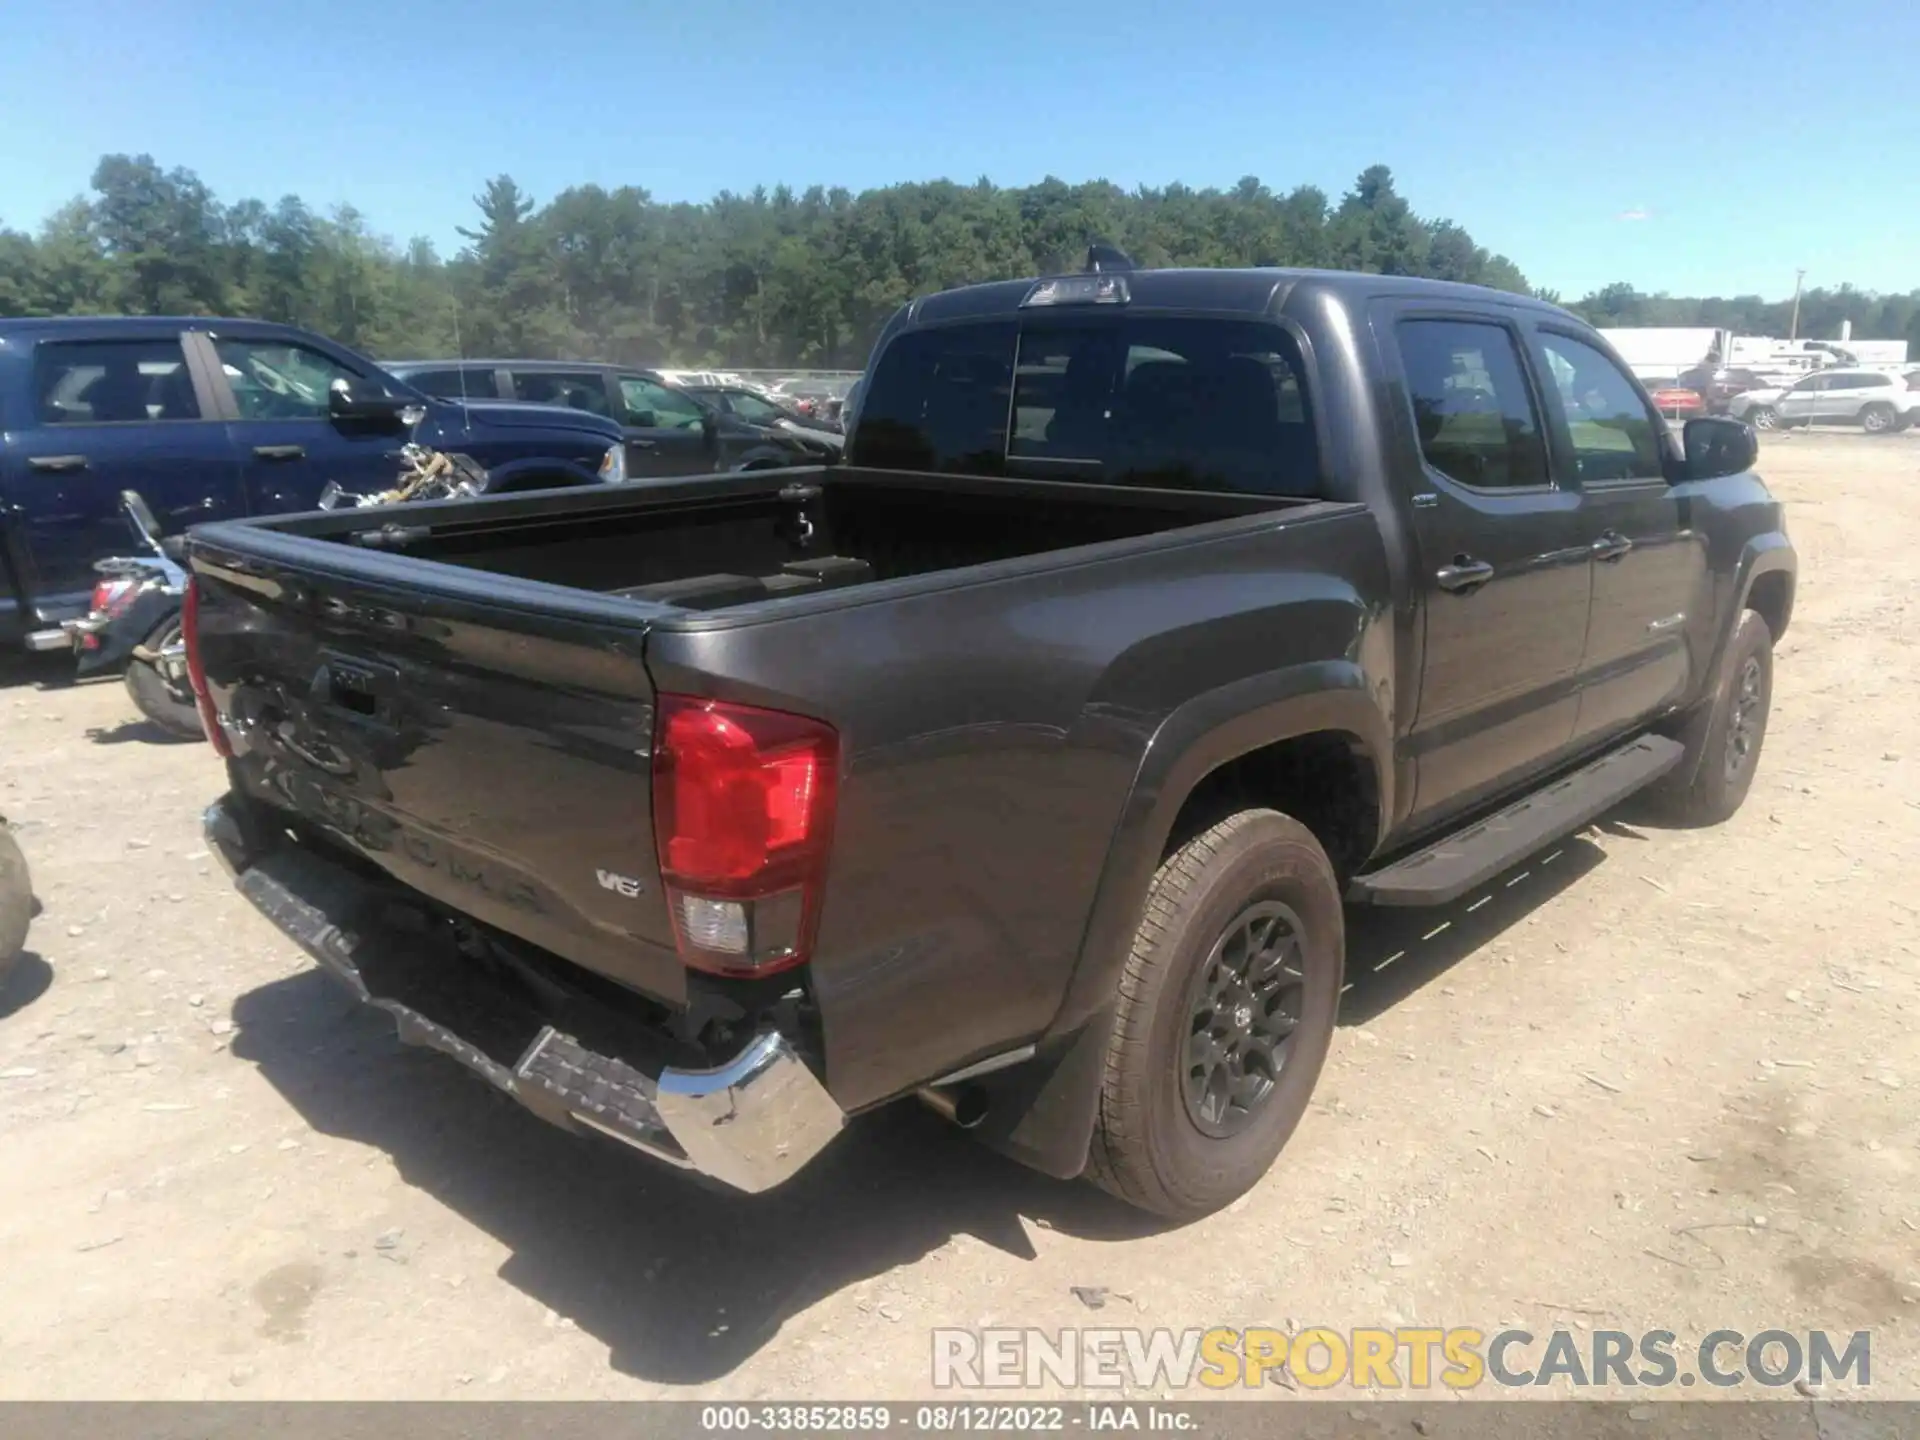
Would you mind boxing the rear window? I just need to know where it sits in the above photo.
[851,317,1319,494]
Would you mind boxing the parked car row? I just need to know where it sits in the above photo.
[386,360,842,472]
[1,321,852,659]
[0,317,635,654]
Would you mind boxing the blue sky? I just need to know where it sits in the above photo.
[4,0,1916,300]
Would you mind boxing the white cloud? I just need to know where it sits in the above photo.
[1617,207,1653,222]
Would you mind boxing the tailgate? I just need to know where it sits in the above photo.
[188,529,687,1007]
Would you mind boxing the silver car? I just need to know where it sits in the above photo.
[1731,369,1919,433]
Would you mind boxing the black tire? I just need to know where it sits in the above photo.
[1860,402,1897,435]
[1650,608,1773,826]
[1086,809,1345,1219]
[124,618,204,742]
[0,824,31,976]
[1747,406,1778,430]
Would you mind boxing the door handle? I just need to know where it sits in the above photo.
[1592,531,1634,562]
[27,454,89,473]
[1435,556,1495,594]
[629,439,656,449]
[253,444,307,461]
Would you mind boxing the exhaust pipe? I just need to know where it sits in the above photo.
[916,1083,989,1130]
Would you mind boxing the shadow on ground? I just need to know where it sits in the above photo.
[85,718,195,746]
[0,651,74,692]
[231,973,1163,1385]
[1339,833,1607,1025]
[230,829,1610,1385]
[0,953,53,1020]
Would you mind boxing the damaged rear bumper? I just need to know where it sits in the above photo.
[204,795,844,1194]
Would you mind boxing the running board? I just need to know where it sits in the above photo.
[1349,734,1685,907]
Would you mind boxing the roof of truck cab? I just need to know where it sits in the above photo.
[901,267,1569,328]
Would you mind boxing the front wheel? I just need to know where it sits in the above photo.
[1860,403,1896,435]
[1085,809,1345,1219]
[124,617,203,742]
[1747,406,1778,430]
[1650,608,1773,826]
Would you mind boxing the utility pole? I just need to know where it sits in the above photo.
[1788,269,1806,340]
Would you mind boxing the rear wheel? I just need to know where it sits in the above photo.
[1748,405,1778,430]
[1086,809,1344,1219]
[1860,402,1896,435]
[124,616,203,742]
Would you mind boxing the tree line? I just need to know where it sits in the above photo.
[2,154,1915,369]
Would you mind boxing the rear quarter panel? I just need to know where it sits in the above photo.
[644,504,1395,1112]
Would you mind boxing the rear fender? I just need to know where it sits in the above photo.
[75,588,180,677]
[973,661,1391,1179]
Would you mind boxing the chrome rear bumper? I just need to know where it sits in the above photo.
[205,796,845,1194]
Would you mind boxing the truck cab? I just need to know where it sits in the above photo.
[0,317,626,650]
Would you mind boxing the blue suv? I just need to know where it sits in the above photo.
[0,317,627,650]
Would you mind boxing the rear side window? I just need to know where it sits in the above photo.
[1845,373,1890,389]
[405,367,497,400]
[852,322,1016,477]
[34,338,203,424]
[1536,333,1664,483]
[853,317,1320,494]
[1395,319,1548,489]
[512,370,613,416]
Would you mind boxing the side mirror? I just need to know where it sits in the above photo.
[120,490,164,546]
[1682,416,1758,481]
[630,409,659,430]
[328,377,413,426]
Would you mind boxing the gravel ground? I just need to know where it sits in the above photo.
[2,429,1917,1402]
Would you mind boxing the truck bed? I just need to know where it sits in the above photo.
[185,464,1361,1089]
[229,466,1313,616]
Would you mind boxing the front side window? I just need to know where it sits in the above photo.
[1536,332,1664,483]
[34,338,203,424]
[851,316,1319,494]
[215,338,364,420]
[618,376,707,429]
[1395,319,1549,489]
[725,391,791,425]
[513,370,612,417]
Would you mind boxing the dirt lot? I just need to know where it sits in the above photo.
[2,429,1917,1402]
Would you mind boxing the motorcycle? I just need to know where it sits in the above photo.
[63,490,200,740]
[66,446,489,741]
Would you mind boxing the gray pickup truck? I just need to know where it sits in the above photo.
[185,259,1794,1217]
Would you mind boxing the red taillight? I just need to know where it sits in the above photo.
[180,577,233,757]
[652,694,838,977]
[90,578,137,618]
